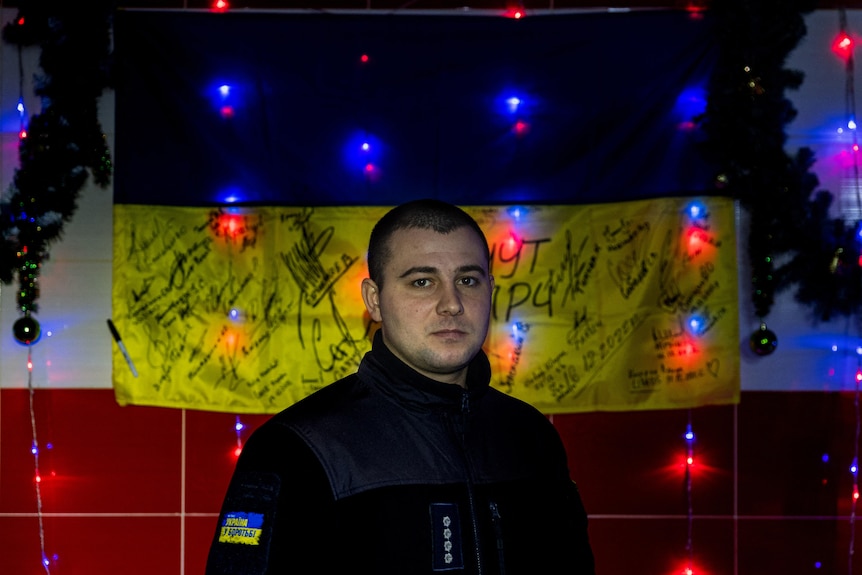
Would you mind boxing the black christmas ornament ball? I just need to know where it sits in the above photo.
[749,322,777,356]
[13,315,40,345]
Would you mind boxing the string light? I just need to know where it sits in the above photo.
[506,96,522,113]
[851,346,861,573]
[505,6,525,19]
[833,30,855,61]
[25,344,52,574]
[686,200,707,220]
[512,120,530,136]
[17,47,27,140]
[684,414,695,575]
[234,416,245,458]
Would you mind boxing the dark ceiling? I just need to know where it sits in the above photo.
[2,1,853,12]
[108,1,862,9]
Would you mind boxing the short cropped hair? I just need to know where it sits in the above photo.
[367,199,490,288]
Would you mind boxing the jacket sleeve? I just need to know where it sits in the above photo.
[563,479,595,574]
[205,422,335,575]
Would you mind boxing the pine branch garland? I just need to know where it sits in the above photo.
[0,3,113,315]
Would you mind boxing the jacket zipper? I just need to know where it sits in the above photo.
[489,501,506,575]
[460,390,484,575]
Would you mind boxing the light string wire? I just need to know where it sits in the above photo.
[841,8,862,219]
[842,7,862,574]
[16,35,50,575]
[27,345,51,574]
[852,346,860,575]
[17,37,24,137]
[685,408,694,575]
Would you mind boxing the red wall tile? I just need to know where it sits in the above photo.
[3,389,862,574]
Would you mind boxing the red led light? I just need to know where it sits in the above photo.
[220,105,234,119]
[689,232,702,248]
[512,120,530,136]
[212,0,229,12]
[833,31,855,60]
[18,129,27,139]
[234,446,243,458]
[216,214,244,239]
[361,54,369,63]
[504,6,525,19]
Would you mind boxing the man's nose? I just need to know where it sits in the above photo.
[437,283,464,315]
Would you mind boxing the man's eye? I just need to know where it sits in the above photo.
[412,278,431,287]
[459,277,479,287]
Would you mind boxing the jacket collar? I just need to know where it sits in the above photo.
[357,330,491,411]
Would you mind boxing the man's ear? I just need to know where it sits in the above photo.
[361,278,383,323]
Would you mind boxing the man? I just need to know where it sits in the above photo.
[206,199,594,574]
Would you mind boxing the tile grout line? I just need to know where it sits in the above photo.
[1,512,852,521]
[181,408,186,575]
[0,512,218,518]
[734,402,739,575]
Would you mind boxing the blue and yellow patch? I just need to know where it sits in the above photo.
[218,511,264,546]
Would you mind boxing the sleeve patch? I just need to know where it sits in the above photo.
[219,511,264,545]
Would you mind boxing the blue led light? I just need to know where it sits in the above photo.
[687,315,706,335]
[507,205,531,220]
[673,85,707,121]
[686,200,707,220]
[217,185,244,204]
[343,132,384,175]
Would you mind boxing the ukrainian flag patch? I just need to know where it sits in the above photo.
[218,511,264,546]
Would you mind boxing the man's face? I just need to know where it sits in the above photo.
[361,226,494,387]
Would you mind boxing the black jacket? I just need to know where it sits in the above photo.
[206,333,594,574]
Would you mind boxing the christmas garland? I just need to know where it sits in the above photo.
[698,0,860,330]
[0,3,113,342]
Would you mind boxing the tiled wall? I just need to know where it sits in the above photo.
[1,389,858,574]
